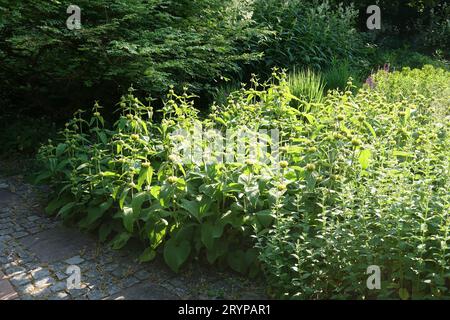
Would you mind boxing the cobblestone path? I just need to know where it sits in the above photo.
[0,175,266,300]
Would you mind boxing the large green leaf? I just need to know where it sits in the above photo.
[358,149,372,170]
[201,222,224,250]
[255,209,273,228]
[137,166,154,189]
[79,198,113,228]
[121,206,135,233]
[227,248,258,274]
[99,223,113,242]
[55,143,67,157]
[159,184,175,207]
[131,192,149,218]
[57,202,77,219]
[150,185,161,200]
[163,238,191,273]
[34,171,53,184]
[45,196,69,215]
[139,247,156,263]
[119,187,130,209]
[180,199,201,221]
[206,240,228,264]
[399,288,410,300]
[227,250,247,274]
[148,218,168,249]
[110,232,131,250]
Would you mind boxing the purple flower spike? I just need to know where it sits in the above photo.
[365,76,375,89]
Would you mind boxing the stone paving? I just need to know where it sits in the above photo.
[0,175,266,300]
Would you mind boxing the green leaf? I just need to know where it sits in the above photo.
[393,150,414,158]
[174,224,196,243]
[119,187,130,209]
[148,218,168,249]
[302,113,315,124]
[255,210,273,228]
[45,197,66,215]
[163,238,191,273]
[227,250,247,274]
[139,247,156,263]
[99,223,113,242]
[57,202,76,219]
[364,121,377,138]
[358,149,372,170]
[206,240,228,264]
[214,117,227,126]
[223,183,243,193]
[131,192,149,219]
[79,198,113,228]
[180,199,201,221]
[76,163,90,171]
[110,232,131,250]
[305,172,316,191]
[227,248,257,274]
[34,171,53,184]
[159,184,174,207]
[150,185,161,200]
[98,131,107,144]
[112,186,121,200]
[121,206,135,233]
[101,171,119,177]
[56,143,67,157]
[201,222,224,250]
[138,166,153,189]
[399,288,410,300]
[404,108,411,122]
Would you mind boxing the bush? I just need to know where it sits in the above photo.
[35,74,300,275]
[251,0,369,71]
[0,0,264,116]
[257,65,450,299]
[36,66,450,299]
[370,48,449,71]
[329,0,450,57]
[0,115,56,158]
[418,3,450,56]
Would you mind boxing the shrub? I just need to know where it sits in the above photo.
[35,73,300,275]
[0,115,56,158]
[257,65,450,299]
[418,2,450,56]
[329,0,450,57]
[36,66,450,299]
[371,49,450,71]
[251,0,369,71]
[0,0,264,116]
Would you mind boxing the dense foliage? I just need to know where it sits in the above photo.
[0,0,262,116]
[251,0,370,71]
[36,66,450,299]
[257,66,450,299]
[3,0,447,121]
[2,0,449,301]
[331,0,450,55]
